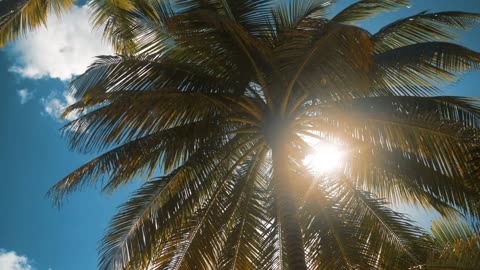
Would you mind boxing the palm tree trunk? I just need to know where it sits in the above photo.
[272,143,308,270]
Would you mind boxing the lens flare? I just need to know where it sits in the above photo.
[303,142,344,175]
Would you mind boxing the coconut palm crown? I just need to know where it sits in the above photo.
[15,0,478,269]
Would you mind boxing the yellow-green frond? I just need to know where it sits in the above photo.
[0,0,74,46]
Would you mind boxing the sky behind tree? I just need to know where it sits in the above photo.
[1,1,479,269]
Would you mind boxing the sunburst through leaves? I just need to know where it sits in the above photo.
[4,0,476,269]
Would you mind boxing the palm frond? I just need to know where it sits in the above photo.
[331,0,409,24]
[69,55,238,99]
[426,218,480,269]
[373,11,480,53]
[252,174,282,270]
[140,141,266,270]
[97,135,262,270]
[302,184,373,269]
[274,23,375,106]
[167,5,275,99]
[322,96,480,129]
[346,146,480,218]
[88,0,172,54]
[271,0,333,30]
[0,0,74,46]
[374,42,480,95]
[337,184,428,269]
[62,90,231,153]
[49,119,235,203]
[303,101,475,173]
[216,0,273,38]
[174,148,268,270]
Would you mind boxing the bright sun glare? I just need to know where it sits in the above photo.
[303,142,344,175]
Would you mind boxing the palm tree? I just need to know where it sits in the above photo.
[28,0,479,269]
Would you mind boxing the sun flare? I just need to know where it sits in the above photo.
[303,142,344,175]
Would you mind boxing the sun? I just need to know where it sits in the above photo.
[303,141,344,175]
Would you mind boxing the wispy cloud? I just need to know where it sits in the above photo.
[8,4,113,81]
[42,90,79,121]
[16,89,33,104]
[0,249,33,270]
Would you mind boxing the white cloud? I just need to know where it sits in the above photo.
[16,89,33,104]
[9,4,113,80]
[0,249,32,270]
[42,90,79,121]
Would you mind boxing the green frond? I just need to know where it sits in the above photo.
[97,135,262,270]
[469,139,480,181]
[169,6,274,99]
[431,219,479,248]
[69,55,238,99]
[142,141,266,270]
[324,96,480,129]
[304,180,429,269]
[254,198,282,269]
[346,146,480,218]
[0,0,74,46]
[302,185,372,269]
[176,148,268,270]
[99,177,172,270]
[48,119,234,203]
[374,42,480,95]
[215,0,273,38]
[331,0,409,24]
[426,218,480,269]
[62,90,231,153]
[304,102,475,171]
[335,182,429,269]
[373,11,480,53]
[275,23,375,105]
[88,0,171,54]
[271,0,332,30]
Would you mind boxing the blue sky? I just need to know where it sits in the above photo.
[1,1,479,269]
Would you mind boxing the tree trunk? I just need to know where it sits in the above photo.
[272,142,308,270]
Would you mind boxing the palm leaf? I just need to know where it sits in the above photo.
[62,90,231,153]
[426,218,480,269]
[346,146,480,218]
[274,23,375,106]
[49,119,235,203]
[271,0,333,30]
[97,135,262,270]
[0,0,74,46]
[69,55,238,99]
[173,148,268,270]
[215,0,273,38]
[89,0,172,54]
[303,100,475,173]
[373,11,480,53]
[331,0,409,24]
[302,184,374,269]
[374,42,480,95]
